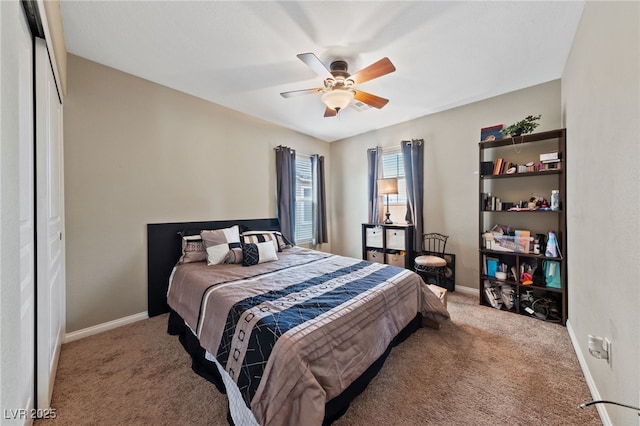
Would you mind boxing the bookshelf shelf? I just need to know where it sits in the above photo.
[480,210,562,213]
[480,169,562,179]
[478,128,567,325]
[479,129,565,148]
[480,248,562,262]
[479,275,564,294]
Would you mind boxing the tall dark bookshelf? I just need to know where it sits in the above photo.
[478,129,567,325]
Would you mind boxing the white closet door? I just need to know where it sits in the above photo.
[35,36,65,410]
[18,3,36,416]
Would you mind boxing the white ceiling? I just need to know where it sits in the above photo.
[59,1,585,142]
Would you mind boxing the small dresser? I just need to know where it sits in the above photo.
[361,223,414,269]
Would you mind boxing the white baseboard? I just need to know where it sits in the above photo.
[64,311,148,343]
[566,319,610,426]
[453,285,478,296]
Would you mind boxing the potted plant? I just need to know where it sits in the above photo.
[501,115,542,137]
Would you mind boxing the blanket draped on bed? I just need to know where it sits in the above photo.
[168,247,449,426]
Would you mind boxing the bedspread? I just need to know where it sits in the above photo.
[167,247,449,426]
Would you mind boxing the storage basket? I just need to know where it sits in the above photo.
[365,227,383,248]
[484,233,529,253]
[385,229,406,250]
[366,250,384,264]
[385,253,405,267]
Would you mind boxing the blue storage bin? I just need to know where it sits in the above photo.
[487,258,498,277]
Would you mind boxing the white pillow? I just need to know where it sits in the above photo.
[256,240,278,263]
[206,244,231,266]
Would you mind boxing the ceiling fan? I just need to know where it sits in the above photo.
[280,53,396,117]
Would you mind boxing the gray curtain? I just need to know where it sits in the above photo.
[402,139,424,252]
[275,146,296,245]
[367,147,382,223]
[311,154,328,245]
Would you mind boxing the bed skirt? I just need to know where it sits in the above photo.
[168,309,422,425]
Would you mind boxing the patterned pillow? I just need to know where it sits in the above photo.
[177,235,207,264]
[242,241,279,266]
[241,231,290,252]
[274,231,293,250]
[201,225,243,264]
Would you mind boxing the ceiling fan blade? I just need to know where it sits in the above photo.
[353,90,389,109]
[280,88,322,98]
[349,57,396,85]
[324,107,337,118]
[297,53,333,80]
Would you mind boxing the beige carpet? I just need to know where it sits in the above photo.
[36,293,601,426]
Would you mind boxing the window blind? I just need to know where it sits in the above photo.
[295,154,313,243]
[382,148,407,205]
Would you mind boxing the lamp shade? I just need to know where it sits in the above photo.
[377,178,398,195]
[321,89,354,111]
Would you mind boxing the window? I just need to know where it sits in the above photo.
[382,148,407,205]
[295,154,313,243]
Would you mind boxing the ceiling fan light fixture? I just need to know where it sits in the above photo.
[321,89,354,112]
[281,53,396,117]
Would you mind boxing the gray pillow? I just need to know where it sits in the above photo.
[177,235,207,264]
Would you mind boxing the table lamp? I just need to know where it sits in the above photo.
[377,178,398,224]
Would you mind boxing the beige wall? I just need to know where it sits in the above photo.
[561,2,639,425]
[330,80,561,290]
[64,55,329,332]
[42,0,67,95]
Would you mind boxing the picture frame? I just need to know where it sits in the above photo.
[480,124,504,142]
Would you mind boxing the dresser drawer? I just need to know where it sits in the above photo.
[386,229,406,250]
[365,227,384,248]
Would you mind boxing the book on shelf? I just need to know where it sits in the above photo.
[540,151,561,162]
[493,158,503,175]
[541,161,562,171]
[520,161,562,172]
[481,161,494,176]
[482,193,497,211]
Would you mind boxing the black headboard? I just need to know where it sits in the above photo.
[147,218,281,317]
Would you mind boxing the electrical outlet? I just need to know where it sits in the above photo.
[588,334,611,362]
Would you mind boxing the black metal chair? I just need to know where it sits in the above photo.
[414,233,449,285]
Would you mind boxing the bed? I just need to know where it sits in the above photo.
[147,218,450,426]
